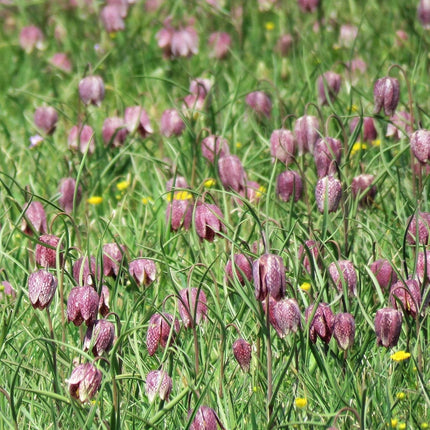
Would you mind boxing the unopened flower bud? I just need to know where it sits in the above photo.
[28,269,57,310]
[315,176,342,213]
[232,338,252,372]
[373,77,400,116]
[374,307,402,348]
[253,253,286,301]
[333,313,355,350]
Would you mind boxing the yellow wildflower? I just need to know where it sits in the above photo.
[265,22,275,31]
[390,351,411,362]
[295,397,307,408]
[300,282,311,292]
[236,142,242,149]
[142,196,153,205]
[174,191,193,201]
[87,196,103,205]
[254,185,266,199]
[116,180,130,191]
[371,139,381,147]
[204,178,216,188]
[396,392,406,400]
[421,423,429,429]
[350,104,359,112]
[351,142,367,156]
[391,418,398,428]
[398,423,406,430]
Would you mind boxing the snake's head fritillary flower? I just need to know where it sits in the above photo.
[102,116,128,147]
[49,53,72,73]
[232,338,252,372]
[129,258,156,287]
[160,109,186,137]
[67,286,99,326]
[375,307,402,348]
[19,26,45,53]
[350,117,378,143]
[102,243,127,277]
[317,71,341,106]
[276,170,303,202]
[83,319,115,356]
[189,406,219,430]
[21,201,47,236]
[99,285,111,318]
[145,370,172,402]
[294,115,320,155]
[208,31,231,59]
[124,106,153,138]
[410,129,430,164]
[339,24,358,47]
[100,5,125,33]
[386,111,413,140]
[66,362,102,403]
[68,124,95,155]
[270,129,296,165]
[190,78,212,100]
[268,296,301,338]
[298,240,321,274]
[418,0,430,29]
[297,0,319,12]
[0,281,16,300]
[305,303,334,344]
[351,174,377,206]
[166,198,193,231]
[79,75,105,106]
[315,176,342,213]
[370,259,398,291]
[253,254,286,301]
[28,269,57,310]
[171,26,199,58]
[314,137,342,178]
[245,91,272,118]
[34,106,58,135]
[177,288,208,328]
[194,203,225,242]
[146,313,180,356]
[277,33,293,56]
[35,234,64,268]
[73,256,100,286]
[390,278,422,318]
[218,155,246,195]
[333,313,355,350]
[373,77,400,117]
[406,212,430,245]
[58,177,82,214]
[328,260,357,296]
[225,254,253,285]
[201,135,230,163]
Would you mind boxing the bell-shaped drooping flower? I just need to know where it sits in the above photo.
[333,313,355,351]
[298,240,321,274]
[374,307,402,348]
[386,111,413,140]
[79,75,105,106]
[328,260,357,296]
[418,0,430,29]
[102,116,128,147]
[276,170,303,202]
[232,338,252,372]
[34,106,58,135]
[208,31,231,59]
[183,92,206,113]
[146,313,180,356]
[49,52,72,73]
[218,155,246,195]
[201,135,230,163]
[102,243,127,277]
[129,258,156,287]
[190,78,212,100]
[351,174,377,206]
[67,286,100,326]
[246,180,263,203]
[189,406,219,430]
[406,212,430,245]
[277,33,293,56]
[225,254,253,285]
[28,269,58,310]
[350,117,378,142]
[410,129,430,164]
[194,202,225,242]
[166,176,189,193]
[253,254,286,301]
[314,137,342,178]
[317,71,341,106]
[160,109,186,137]
[390,278,422,318]
[370,259,398,291]
[305,303,334,344]
[268,296,301,338]
[294,115,320,155]
[100,5,125,33]
[35,234,64,268]
[124,106,153,138]
[166,198,193,231]
[83,319,115,356]
[0,280,16,300]
[73,256,100,286]
[177,288,208,328]
[99,285,110,317]
[315,176,342,213]
[68,124,95,155]
[171,26,199,57]
[373,77,400,116]
[270,129,296,165]
[66,362,102,403]
[297,0,319,12]
[338,24,359,48]
[21,201,47,236]
[58,177,82,214]
[145,370,172,402]
[106,0,128,17]
[19,26,45,53]
[245,91,272,118]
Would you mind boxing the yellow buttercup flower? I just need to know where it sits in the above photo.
[142,196,153,205]
[265,22,275,31]
[396,392,406,400]
[371,139,381,147]
[174,191,193,201]
[351,142,367,156]
[421,423,429,429]
[398,423,406,430]
[391,418,398,428]
[390,351,411,362]
[350,104,359,112]
[116,180,130,191]
[236,142,242,149]
[295,397,307,408]
[300,282,311,292]
[87,196,103,205]
[204,178,216,188]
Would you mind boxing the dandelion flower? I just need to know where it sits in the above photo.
[87,196,103,205]
[265,22,275,31]
[300,282,311,292]
[390,351,411,362]
[116,181,130,191]
[396,392,406,400]
[295,397,307,408]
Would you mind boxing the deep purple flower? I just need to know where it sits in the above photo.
[145,370,172,402]
[410,129,430,164]
[418,0,430,29]
[129,258,156,286]
[328,260,357,296]
[79,75,105,107]
[28,269,57,310]
[189,406,219,430]
[276,170,303,202]
[374,307,402,348]
[351,174,377,206]
[225,254,253,285]
[146,313,180,356]
[72,256,100,286]
[166,199,193,231]
[268,296,301,338]
[194,203,225,242]
[390,278,421,318]
[298,240,320,274]
[333,313,355,350]
[305,303,334,344]
[68,124,95,155]
[201,135,230,163]
[160,109,186,137]
[313,137,342,178]
[245,91,272,118]
[373,77,400,116]
[58,177,82,214]
[317,71,341,106]
[350,117,378,142]
[370,259,398,291]
[232,338,252,372]
[315,176,342,213]
[102,243,127,277]
[35,234,64,268]
[253,253,286,301]
[270,129,296,165]
[83,319,115,356]
[67,362,102,403]
[34,106,58,135]
[294,115,320,155]
[406,212,430,245]
[218,155,246,195]
[21,201,47,236]
[67,286,99,326]
[124,106,153,138]
[177,288,208,328]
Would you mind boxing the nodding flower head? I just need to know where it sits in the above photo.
[390,278,421,318]
[177,288,208,328]
[28,269,57,310]
[374,307,402,348]
[194,203,225,242]
[146,313,180,356]
[129,258,157,287]
[21,201,47,236]
[67,285,100,326]
[66,362,102,403]
[79,75,105,107]
[225,254,253,285]
[253,254,286,302]
[373,77,400,117]
[232,338,252,372]
[305,303,334,344]
[315,176,342,213]
[145,370,172,402]
[270,128,296,166]
[268,296,301,338]
[410,129,430,165]
[245,91,272,118]
[333,313,355,350]
[317,71,341,106]
[35,234,64,268]
[83,319,115,356]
